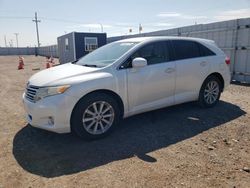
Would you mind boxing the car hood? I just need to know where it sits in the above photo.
[28,63,100,86]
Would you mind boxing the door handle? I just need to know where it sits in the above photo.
[200,61,207,67]
[165,68,175,73]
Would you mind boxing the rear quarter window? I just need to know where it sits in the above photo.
[197,42,216,56]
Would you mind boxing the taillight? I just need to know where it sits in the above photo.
[225,57,230,65]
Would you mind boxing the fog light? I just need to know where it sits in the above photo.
[48,117,54,126]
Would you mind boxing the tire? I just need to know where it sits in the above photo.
[71,93,121,140]
[198,75,222,108]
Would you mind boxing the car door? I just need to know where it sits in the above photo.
[124,41,176,115]
[172,40,211,104]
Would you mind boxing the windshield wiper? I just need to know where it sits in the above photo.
[71,60,78,64]
[82,64,98,67]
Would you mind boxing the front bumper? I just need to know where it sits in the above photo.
[22,93,78,133]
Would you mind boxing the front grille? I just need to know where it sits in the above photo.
[25,85,39,102]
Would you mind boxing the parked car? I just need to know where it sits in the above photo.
[23,37,231,140]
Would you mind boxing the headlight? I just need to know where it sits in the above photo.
[34,85,70,102]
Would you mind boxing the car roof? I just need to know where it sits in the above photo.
[119,36,214,44]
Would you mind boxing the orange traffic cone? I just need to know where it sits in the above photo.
[46,57,51,69]
[46,62,51,68]
[18,56,24,70]
[50,56,55,64]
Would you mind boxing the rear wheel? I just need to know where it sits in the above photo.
[71,93,121,140]
[199,75,222,107]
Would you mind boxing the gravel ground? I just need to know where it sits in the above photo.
[0,55,249,188]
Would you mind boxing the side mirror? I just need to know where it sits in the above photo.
[132,57,147,68]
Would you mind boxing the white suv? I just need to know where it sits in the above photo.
[23,37,231,140]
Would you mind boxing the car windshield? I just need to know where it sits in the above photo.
[76,42,138,67]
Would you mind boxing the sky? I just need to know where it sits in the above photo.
[0,0,250,47]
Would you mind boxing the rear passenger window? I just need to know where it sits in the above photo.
[172,40,200,60]
[172,40,215,61]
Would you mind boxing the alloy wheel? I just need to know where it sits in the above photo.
[82,101,115,135]
[204,81,220,104]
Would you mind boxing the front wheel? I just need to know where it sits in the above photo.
[71,93,121,140]
[198,75,222,108]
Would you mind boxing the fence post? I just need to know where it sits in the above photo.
[232,19,239,81]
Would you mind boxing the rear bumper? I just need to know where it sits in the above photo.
[22,93,78,133]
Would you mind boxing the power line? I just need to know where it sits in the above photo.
[40,17,84,24]
[0,16,33,19]
[32,12,41,47]
[0,15,83,24]
[0,15,134,31]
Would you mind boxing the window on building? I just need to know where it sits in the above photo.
[65,38,69,51]
[85,37,98,52]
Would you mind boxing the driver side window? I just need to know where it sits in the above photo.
[121,41,169,69]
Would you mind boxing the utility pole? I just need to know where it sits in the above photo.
[4,35,7,47]
[139,24,142,34]
[9,39,13,47]
[99,23,103,33]
[14,33,19,47]
[32,12,41,47]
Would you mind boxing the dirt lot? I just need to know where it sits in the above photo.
[0,55,249,188]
